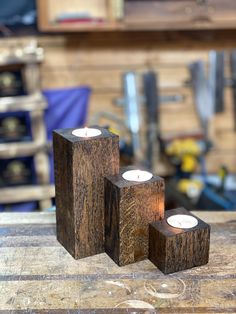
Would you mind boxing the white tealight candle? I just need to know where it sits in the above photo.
[122,169,153,182]
[167,214,198,229]
[72,127,102,138]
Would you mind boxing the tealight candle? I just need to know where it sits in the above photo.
[149,208,210,274]
[122,169,153,182]
[72,127,102,138]
[167,214,198,229]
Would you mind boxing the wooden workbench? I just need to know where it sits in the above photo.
[0,211,235,313]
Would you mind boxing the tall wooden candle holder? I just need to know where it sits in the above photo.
[149,207,210,274]
[105,166,165,266]
[53,127,119,259]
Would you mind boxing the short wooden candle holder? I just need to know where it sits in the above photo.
[149,207,210,274]
[105,166,165,266]
[53,127,119,259]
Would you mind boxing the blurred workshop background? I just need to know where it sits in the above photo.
[0,0,236,213]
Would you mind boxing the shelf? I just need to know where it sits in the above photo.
[0,142,51,159]
[37,0,123,32]
[39,21,122,33]
[0,93,47,113]
[0,50,43,66]
[0,185,55,203]
[37,0,236,32]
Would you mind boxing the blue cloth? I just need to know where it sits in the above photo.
[43,86,91,183]
[43,86,91,140]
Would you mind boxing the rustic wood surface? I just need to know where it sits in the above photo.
[53,127,119,259]
[105,166,165,266]
[149,208,210,274]
[0,211,235,313]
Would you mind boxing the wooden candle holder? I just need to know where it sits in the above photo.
[149,207,210,274]
[53,127,119,259]
[105,166,165,266]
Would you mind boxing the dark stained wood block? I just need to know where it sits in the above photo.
[53,127,119,259]
[149,207,210,274]
[105,166,165,266]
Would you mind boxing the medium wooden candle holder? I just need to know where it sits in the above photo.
[149,207,210,274]
[105,166,165,266]
[53,127,119,259]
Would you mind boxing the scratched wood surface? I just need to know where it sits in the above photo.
[0,211,235,313]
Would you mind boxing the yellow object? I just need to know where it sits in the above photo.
[178,179,203,198]
[109,127,119,136]
[166,138,201,158]
[181,154,197,173]
[218,167,227,180]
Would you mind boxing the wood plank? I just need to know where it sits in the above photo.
[0,142,51,159]
[0,212,235,311]
[0,211,235,225]
[41,66,190,91]
[124,0,236,31]
[0,185,55,203]
[205,151,236,173]
[0,212,56,225]
[42,46,210,68]
[0,94,47,112]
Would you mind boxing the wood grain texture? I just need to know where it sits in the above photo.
[53,127,119,259]
[105,166,165,266]
[0,211,235,312]
[149,207,210,274]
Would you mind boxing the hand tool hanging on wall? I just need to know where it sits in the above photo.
[189,61,214,140]
[143,71,160,172]
[122,72,145,164]
[209,51,225,113]
[230,50,236,132]
[113,71,184,168]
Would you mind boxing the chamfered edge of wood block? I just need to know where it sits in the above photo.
[53,126,118,144]
[104,177,121,265]
[53,132,76,258]
[105,165,165,189]
[149,207,211,274]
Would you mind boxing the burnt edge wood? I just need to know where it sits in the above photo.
[149,207,210,274]
[53,127,119,259]
[105,166,165,266]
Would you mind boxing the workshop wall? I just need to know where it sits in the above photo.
[1,32,235,173]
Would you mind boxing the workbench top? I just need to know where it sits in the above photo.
[0,211,235,313]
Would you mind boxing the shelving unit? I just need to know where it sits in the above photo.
[0,42,54,211]
[37,0,236,32]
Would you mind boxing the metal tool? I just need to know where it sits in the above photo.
[189,61,214,139]
[115,72,184,166]
[143,71,160,171]
[209,51,225,113]
[230,51,236,132]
